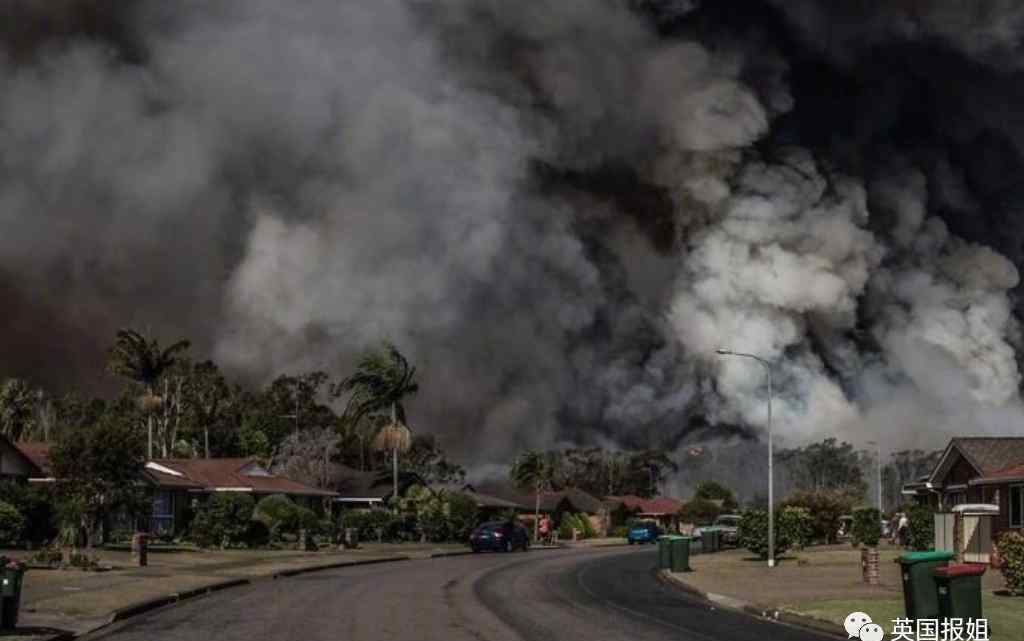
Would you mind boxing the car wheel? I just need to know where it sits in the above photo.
[628,540,635,545]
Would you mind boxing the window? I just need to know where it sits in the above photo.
[1011,485,1023,528]
[151,491,174,536]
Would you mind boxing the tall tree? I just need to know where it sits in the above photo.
[334,342,419,500]
[401,434,466,484]
[182,360,234,458]
[272,427,341,489]
[510,450,562,542]
[50,407,147,547]
[0,379,37,441]
[105,328,191,458]
[778,437,867,498]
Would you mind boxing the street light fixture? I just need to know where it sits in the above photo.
[867,440,882,513]
[716,348,775,568]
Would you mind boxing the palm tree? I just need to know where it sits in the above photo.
[511,450,562,542]
[333,341,419,501]
[106,328,191,458]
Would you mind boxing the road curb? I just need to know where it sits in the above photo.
[271,554,412,578]
[76,555,417,638]
[107,577,252,623]
[656,570,845,639]
[428,550,474,558]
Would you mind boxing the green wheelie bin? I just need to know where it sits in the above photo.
[700,527,719,553]
[670,536,692,572]
[934,564,986,621]
[898,550,954,620]
[0,558,25,629]
[657,536,672,569]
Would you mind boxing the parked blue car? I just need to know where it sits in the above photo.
[627,522,661,544]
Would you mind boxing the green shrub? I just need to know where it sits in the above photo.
[852,507,882,547]
[997,530,1024,595]
[0,501,26,547]
[907,505,934,551]
[243,520,270,547]
[738,509,790,559]
[447,493,480,542]
[779,506,813,549]
[559,514,583,540]
[611,525,629,538]
[188,493,255,548]
[253,495,320,542]
[578,513,597,538]
[0,482,56,544]
[781,489,854,544]
[339,510,391,542]
[680,498,721,526]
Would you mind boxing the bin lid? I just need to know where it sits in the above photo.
[934,563,987,578]
[901,550,955,564]
[951,503,999,515]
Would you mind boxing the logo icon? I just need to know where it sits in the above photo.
[845,612,874,639]
[859,622,885,641]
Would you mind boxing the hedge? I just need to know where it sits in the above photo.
[779,506,813,549]
[852,507,882,547]
[739,509,789,559]
[189,493,255,548]
[0,501,25,547]
[997,530,1024,595]
[907,505,934,551]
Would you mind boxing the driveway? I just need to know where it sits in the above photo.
[84,547,831,641]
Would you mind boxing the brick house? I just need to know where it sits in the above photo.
[605,495,683,532]
[14,442,335,537]
[142,458,337,535]
[903,437,1024,536]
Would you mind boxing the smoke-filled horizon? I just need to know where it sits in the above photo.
[3,0,1024,484]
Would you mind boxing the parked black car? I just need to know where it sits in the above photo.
[470,521,530,552]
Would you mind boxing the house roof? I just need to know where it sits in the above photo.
[12,441,51,477]
[470,482,605,514]
[930,437,1024,485]
[430,483,530,511]
[606,495,682,515]
[333,465,424,501]
[147,458,337,497]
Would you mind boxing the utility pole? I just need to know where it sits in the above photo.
[717,349,774,568]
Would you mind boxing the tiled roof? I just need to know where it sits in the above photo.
[980,463,1024,482]
[950,438,1024,475]
[333,465,424,500]
[13,441,51,476]
[149,459,336,497]
[471,482,605,514]
[606,495,682,515]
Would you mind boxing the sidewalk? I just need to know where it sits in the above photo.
[559,537,628,548]
[3,543,468,639]
[661,544,1024,641]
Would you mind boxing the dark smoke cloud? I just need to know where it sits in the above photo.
[3,0,1024,493]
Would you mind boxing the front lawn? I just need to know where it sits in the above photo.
[790,594,1024,641]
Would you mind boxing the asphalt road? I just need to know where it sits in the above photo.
[85,547,831,641]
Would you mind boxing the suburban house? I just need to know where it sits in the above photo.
[473,482,610,535]
[430,483,530,521]
[902,437,1024,535]
[332,465,427,510]
[605,495,683,532]
[0,437,48,480]
[12,442,336,536]
[143,458,337,535]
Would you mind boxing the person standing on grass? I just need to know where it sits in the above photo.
[897,512,910,547]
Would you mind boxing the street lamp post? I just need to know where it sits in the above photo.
[716,349,774,568]
[867,440,882,513]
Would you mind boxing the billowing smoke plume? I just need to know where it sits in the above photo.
[3,1,1024,487]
